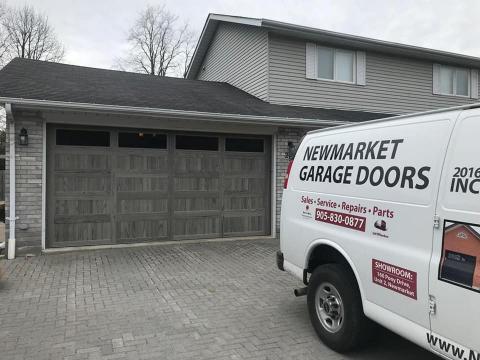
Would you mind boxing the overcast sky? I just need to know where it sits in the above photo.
[7,0,480,70]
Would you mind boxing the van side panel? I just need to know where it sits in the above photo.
[281,112,457,332]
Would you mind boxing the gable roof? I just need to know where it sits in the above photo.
[445,223,480,241]
[187,14,480,79]
[0,58,389,125]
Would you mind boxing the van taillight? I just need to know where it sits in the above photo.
[284,160,294,189]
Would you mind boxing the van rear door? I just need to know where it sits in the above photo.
[429,109,480,357]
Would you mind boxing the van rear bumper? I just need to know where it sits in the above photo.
[276,251,285,271]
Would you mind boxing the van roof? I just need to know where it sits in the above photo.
[308,102,480,135]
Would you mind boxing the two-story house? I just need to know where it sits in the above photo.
[1,14,479,257]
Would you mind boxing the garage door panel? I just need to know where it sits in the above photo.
[116,176,168,192]
[117,197,169,214]
[55,199,110,216]
[224,156,266,174]
[54,174,112,194]
[224,177,265,193]
[174,196,220,212]
[116,218,168,242]
[116,153,168,172]
[174,154,220,173]
[174,216,221,239]
[174,177,220,192]
[223,213,266,236]
[54,221,112,245]
[223,195,266,211]
[54,152,110,171]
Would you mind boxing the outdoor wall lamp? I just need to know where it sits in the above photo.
[285,141,296,160]
[19,128,28,146]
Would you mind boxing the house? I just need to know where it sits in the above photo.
[441,223,480,289]
[1,14,480,257]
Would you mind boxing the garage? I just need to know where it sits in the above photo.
[46,125,271,247]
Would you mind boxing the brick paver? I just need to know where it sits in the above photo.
[0,239,438,360]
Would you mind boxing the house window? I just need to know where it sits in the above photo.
[317,46,355,83]
[306,43,366,85]
[434,64,478,98]
[439,66,469,96]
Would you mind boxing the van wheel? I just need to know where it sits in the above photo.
[307,264,372,352]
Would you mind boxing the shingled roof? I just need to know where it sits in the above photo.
[0,58,390,122]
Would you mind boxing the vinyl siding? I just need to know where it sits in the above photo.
[268,34,480,114]
[197,23,269,101]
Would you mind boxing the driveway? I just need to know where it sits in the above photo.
[0,239,438,360]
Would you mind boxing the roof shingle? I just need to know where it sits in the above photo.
[0,58,390,122]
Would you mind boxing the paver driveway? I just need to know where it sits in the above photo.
[0,239,438,360]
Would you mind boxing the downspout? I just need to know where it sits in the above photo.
[5,103,16,259]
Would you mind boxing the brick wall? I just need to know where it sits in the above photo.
[275,127,309,235]
[5,111,44,255]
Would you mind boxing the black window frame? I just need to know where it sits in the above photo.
[118,132,167,149]
[225,137,264,153]
[175,135,219,151]
[56,129,110,147]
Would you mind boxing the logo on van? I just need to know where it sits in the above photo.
[374,220,387,231]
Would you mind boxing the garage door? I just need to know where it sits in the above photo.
[46,126,271,247]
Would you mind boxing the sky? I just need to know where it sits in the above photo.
[5,0,480,70]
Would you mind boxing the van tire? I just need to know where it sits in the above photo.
[307,263,372,352]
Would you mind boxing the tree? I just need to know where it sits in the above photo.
[0,1,8,64]
[116,5,195,77]
[2,4,64,63]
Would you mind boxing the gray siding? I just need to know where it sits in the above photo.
[198,23,269,101]
[268,34,480,114]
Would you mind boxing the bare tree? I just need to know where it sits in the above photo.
[2,4,64,63]
[117,5,195,77]
[0,1,8,65]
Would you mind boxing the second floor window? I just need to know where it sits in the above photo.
[433,64,478,98]
[317,46,355,83]
[439,65,469,96]
[306,43,366,85]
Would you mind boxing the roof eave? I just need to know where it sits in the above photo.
[187,14,480,78]
[186,14,262,79]
[0,97,349,128]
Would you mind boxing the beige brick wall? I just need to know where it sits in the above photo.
[5,111,44,254]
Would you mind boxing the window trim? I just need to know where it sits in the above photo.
[435,64,471,98]
[316,45,356,84]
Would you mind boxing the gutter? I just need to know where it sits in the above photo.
[0,97,350,127]
[5,103,16,259]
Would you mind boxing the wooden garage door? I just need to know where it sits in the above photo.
[47,126,271,247]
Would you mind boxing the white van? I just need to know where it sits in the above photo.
[277,104,480,359]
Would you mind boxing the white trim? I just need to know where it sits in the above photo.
[356,50,366,85]
[271,133,277,238]
[470,69,479,99]
[208,14,262,27]
[0,97,348,128]
[41,120,46,251]
[6,104,16,259]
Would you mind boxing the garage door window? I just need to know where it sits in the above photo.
[176,135,218,151]
[119,132,167,149]
[56,129,110,147]
[226,138,264,152]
